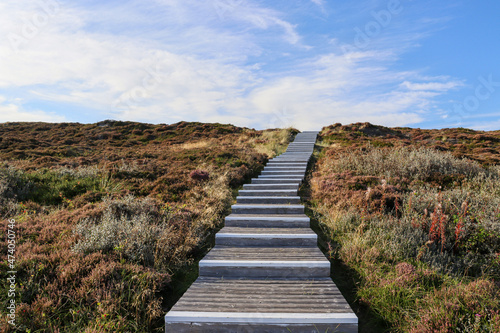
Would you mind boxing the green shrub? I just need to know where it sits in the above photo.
[22,169,100,205]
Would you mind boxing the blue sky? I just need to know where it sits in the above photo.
[0,0,499,130]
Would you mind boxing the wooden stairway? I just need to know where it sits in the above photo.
[165,131,358,332]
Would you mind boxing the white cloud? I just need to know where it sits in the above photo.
[0,96,66,122]
[243,54,438,130]
[0,0,466,130]
[467,119,500,131]
[310,0,325,10]
[401,81,463,92]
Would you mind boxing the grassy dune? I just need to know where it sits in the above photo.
[308,123,500,332]
[2,120,499,332]
[0,121,296,332]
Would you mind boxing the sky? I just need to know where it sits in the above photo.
[0,0,499,131]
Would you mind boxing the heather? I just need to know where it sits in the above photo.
[309,123,500,332]
[0,121,296,332]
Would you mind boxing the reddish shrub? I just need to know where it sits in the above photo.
[189,169,210,181]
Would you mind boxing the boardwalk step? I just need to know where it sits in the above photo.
[167,278,353,312]
[215,234,317,247]
[165,278,357,332]
[238,190,298,197]
[265,162,308,165]
[218,227,316,234]
[242,184,299,190]
[262,167,307,171]
[236,196,301,204]
[250,178,302,184]
[216,227,317,246]
[261,171,306,175]
[199,261,330,278]
[266,160,310,164]
[231,204,304,215]
[256,175,304,179]
[224,214,310,228]
[199,246,330,278]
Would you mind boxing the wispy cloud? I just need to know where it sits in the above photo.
[310,0,325,10]
[401,81,464,92]
[0,96,66,122]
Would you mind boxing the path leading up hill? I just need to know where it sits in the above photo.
[165,131,358,332]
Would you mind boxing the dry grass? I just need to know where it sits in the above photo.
[176,139,212,150]
[248,128,298,158]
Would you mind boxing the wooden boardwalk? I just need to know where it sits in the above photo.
[165,131,358,332]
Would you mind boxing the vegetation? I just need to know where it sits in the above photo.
[2,119,499,332]
[0,121,296,332]
[309,122,500,332]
